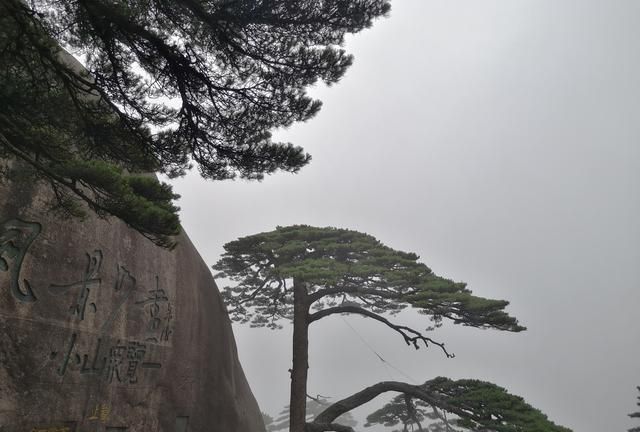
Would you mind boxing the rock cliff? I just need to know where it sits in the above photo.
[0,172,265,432]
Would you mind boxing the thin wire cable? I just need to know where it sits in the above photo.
[339,316,393,380]
[380,357,395,381]
[340,316,419,384]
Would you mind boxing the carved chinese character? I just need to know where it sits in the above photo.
[136,276,172,342]
[105,341,126,383]
[114,265,135,292]
[49,250,102,320]
[100,265,138,333]
[160,302,173,342]
[0,218,40,302]
[125,341,146,384]
[80,338,107,375]
[51,334,110,378]
[53,333,78,377]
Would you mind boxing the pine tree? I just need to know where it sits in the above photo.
[364,391,448,432]
[214,225,525,432]
[630,386,640,432]
[0,0,390,247]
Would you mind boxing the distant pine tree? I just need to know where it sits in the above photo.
[267,396,357,432]
[630,387,640,432]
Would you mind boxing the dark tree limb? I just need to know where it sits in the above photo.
[237,273,270,305]
[312,381,480,427]
[308,305,454,358]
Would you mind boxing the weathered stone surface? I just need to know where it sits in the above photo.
[0,174,265,432]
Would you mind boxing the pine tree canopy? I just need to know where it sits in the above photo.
[214,225,524,353]
[0,0,390,247]
[360,377,572,432]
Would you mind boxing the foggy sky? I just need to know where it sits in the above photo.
[168,1,640,431]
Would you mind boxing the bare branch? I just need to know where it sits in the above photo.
[306,393,330,403]
[308,305,454,358]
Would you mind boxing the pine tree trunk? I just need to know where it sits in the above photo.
[290,278,309,432]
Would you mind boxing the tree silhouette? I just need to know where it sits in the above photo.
[630,386,640,432]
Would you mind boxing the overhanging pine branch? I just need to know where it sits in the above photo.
[308,305,453,358]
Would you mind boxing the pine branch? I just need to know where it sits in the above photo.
[308,305,453,358]
[312,381,474,426]
[308,285,409,304]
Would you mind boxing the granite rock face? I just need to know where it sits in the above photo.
[0,175,265,432]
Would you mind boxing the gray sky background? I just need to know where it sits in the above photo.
[168,1,640,431]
